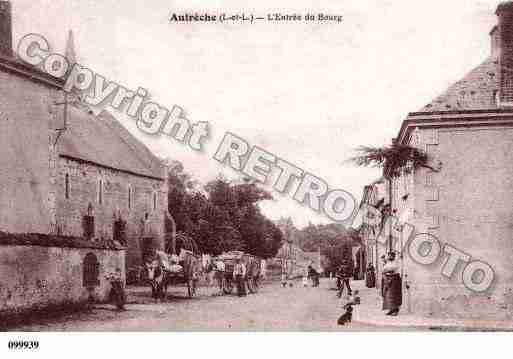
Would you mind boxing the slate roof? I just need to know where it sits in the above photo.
[58,104,165,180]
[416,57,499,113]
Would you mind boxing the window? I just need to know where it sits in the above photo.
[98,179,103,205]
[83,203,95,240]
[65,173,70,199]
[153,192,157,211]
[113,218,127,246]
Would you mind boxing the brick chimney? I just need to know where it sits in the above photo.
[491,26,500,58]
[497,1,513,105]
[0,1,12,57]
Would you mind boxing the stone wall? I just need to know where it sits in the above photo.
[400,125,513,319]
[54,156,167,271]
[0,65,61,235]
[0,233,125,316]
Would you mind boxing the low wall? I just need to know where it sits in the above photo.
[0,232,125,316]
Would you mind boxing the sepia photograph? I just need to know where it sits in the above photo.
[0,0,512,356]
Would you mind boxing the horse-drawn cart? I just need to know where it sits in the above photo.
[143,233,202,299]
[216,251,262,295]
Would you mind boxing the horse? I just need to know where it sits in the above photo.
[144,252,202,300]
[203,256,226,296]
[244,256,262,293]
[144,259,169,300]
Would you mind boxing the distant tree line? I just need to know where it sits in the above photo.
[164,161,283,258]
[278,217,361,271]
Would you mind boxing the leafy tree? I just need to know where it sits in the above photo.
[292,222,360,271]
[165,162,282,258]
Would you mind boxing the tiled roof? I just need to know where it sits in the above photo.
[0,54,63,88]
[58,105,164,180]
[417,57,499,113]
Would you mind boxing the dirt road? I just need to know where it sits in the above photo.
[11,278,411,331]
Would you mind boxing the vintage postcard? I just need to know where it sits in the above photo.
[0,0,512,354]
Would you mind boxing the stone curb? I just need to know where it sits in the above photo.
[353,309,513,331]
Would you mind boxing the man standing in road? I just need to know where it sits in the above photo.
[233,258,247,297]
[336,258,353,298]
[213,257,226,296]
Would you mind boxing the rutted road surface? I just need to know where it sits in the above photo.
[12,279,411,331]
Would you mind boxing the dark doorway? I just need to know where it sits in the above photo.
[83,253,100,288]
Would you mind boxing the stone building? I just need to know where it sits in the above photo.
[358,180,388,286]
[383,2,513,319]
[0,1,167,314]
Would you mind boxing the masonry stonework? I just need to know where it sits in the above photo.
[55,156,167,271]
[398,125,513,319]
[0,241,125,315]
[0,66,60,235]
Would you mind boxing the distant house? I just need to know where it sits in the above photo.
[0,1,167,314]
[359,180,388,285]
[384,2,513,318]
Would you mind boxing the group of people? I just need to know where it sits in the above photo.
[206,257,254,297]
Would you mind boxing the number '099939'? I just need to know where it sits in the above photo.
[8,341,39,350]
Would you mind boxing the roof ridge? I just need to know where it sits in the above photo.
[418,56,499,113]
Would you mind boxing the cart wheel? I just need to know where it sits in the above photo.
[223,278,233,294]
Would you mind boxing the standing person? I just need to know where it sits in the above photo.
[382,252,402,316]
[337,259,353,298]
[260,259,267,281]
[366,263,376,288]
[302,267,309,287]
[233,258,247,297]
[214,257,226,295]
[307,264,319,287]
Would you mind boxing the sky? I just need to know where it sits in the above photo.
[10,0,501,228]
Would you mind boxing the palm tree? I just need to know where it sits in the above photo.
[349,143,436,178]
[349,143,439,254]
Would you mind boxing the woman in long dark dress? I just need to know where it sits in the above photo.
[382,252,402,316]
